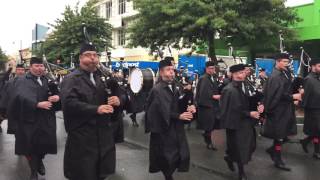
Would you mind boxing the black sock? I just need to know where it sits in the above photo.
[237,163,245,176]
[203,131,212,145]
[313,137,320,153]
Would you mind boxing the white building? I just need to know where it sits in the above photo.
[95,0,192,62]
[95,0,151,61]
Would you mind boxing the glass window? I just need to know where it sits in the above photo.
[118,29,126,46]
[118,0,126,14]
[105,1,112,19]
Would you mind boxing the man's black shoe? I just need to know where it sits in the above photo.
[313,153,320,160]
[224,156,235,172]
[38,160,45,175]
[238,173,248,180]
[30,171,38,180]
[274,161,291,171]
[165,175,174,180]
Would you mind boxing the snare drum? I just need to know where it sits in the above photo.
[129,68,155,93]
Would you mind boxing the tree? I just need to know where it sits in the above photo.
[42,0,112,65]
[0,47,8,62]
[129,0,299,62]
[0,47,8,72]
[225,0,300,61]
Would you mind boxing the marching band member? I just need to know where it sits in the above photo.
[220,64,260,180]
[0,64,26,134]
[145,59,196,180]
[196,61,220,150]
[300,58,320,160]
[263,53,301,171]
[61,43,123,180]
[9,57,60,180]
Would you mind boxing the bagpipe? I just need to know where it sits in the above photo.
[291,47,312,94]
[42,55,63,96]
[279,30,311,94]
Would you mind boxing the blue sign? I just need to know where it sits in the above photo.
[178,55,207,75]
[111,61,159,71]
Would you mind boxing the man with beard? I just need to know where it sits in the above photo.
[61,43,122,180]
[300,59,320,159]
[196,61,220,150]
[0,64,26,134]
[263,53,301,171]
[145,59,196,180]
[8,57,60,180]
[220,64,261,180]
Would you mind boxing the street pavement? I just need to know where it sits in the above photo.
[0,112,225,180]
[1,111,320,180]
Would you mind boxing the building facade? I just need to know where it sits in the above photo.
[96,0,154,61]
[290,0,320,41]
[95,0,195,62]
[289,0,320,58]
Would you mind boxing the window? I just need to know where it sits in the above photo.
[105,1,112,19]
[118,0,126,14]
[118,29,126,46]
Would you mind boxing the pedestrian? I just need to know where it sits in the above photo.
[263,53,301,171]
[300,58,320,159]
[145,59,196,180]
[8,57,60,180]
[220,64,261,180]
[195,61,220,150]
[60,43,123,180]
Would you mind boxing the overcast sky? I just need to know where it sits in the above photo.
[0,0,315,55]
[0,0,87,54]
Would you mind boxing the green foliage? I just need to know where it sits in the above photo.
[129,0,300,61]
[226,0,301,55]
[42,0,112,65]
[0,47,8,62]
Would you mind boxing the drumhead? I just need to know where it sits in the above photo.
[141,68,155,91]
[129,69,143,93]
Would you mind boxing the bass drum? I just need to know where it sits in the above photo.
[129,68,155,93]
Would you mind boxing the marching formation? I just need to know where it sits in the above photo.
[0,42,320,180]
